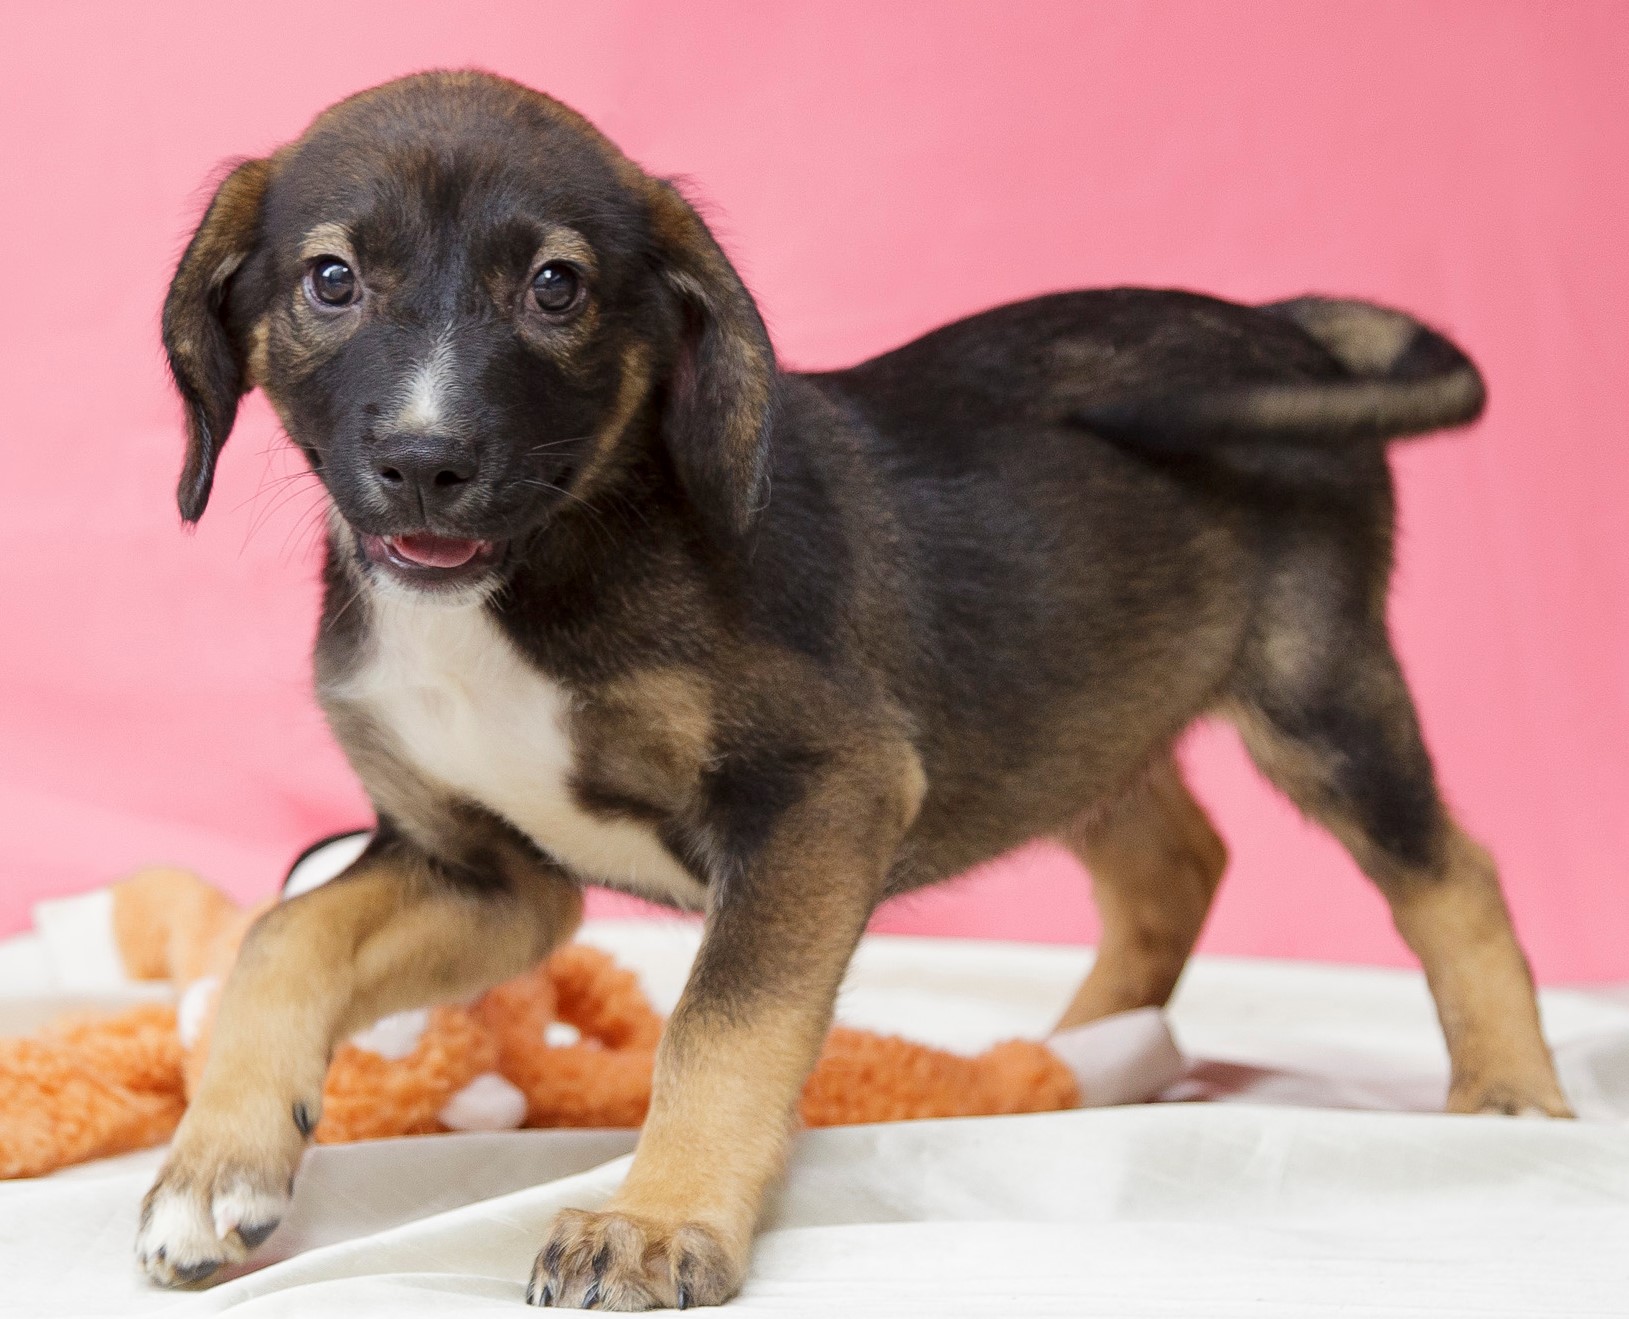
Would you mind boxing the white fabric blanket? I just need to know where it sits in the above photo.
[4,918,1629,1316]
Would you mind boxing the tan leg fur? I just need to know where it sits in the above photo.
[1054,757,1228,1031]
[1232,703,1569,1117]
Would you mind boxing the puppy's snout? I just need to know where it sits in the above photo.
[372,432,478,516]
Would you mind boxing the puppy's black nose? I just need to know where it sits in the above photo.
[371,432,477,514]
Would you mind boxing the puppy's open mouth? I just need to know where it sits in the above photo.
[360,533,504,587]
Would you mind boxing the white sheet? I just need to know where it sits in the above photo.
[5,920,1629,1316]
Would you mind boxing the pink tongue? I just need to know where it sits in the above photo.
[388,534,485,569]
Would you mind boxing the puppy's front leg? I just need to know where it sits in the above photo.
[530,748,922,1310]
[136,824,581,1286]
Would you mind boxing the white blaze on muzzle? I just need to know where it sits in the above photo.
[393,326,458,433]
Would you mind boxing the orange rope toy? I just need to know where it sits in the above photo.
[1,866,1080,1178]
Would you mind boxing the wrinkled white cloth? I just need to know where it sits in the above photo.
[4,918,1629,1316]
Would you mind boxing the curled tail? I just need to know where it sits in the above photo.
[1075,296,1486,453]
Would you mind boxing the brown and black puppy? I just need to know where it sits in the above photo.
[138,70,1569,1308]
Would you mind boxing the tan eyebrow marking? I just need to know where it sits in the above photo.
[534,226,598,276]
[299,222,354,262]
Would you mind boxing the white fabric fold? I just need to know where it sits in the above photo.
[1049,1006,1187,1106]
[31,888,132,993]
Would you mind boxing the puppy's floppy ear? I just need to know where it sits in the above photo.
[162,158,272,523]
[646,179,777,539]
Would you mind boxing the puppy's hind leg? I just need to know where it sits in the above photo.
[1228,627,1569,1117]
[1053,756,1227,1031]
[135,820,582,1287]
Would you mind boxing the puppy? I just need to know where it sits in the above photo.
[137,70,1569,1308]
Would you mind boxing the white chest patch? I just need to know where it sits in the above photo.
[339,591,707,908]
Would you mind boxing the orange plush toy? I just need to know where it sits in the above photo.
[3,841,1162,1181]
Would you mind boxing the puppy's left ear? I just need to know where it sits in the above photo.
[162,158,273,523]
[646,180,777,540]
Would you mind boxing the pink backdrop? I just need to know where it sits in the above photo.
[1,2,1624,980]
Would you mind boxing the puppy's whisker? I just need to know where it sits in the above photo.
[239,471,325,553]
[518,434,595,459]
[244,468,322,526]
[228,471,315,520]
[510,476,617,549]
[280,493,336,564]
[234,430,322,549]
[322,578,366,635]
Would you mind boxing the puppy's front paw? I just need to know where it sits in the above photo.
[1449,1076,1573,1118]
[527,1208,742,1310]
[135,1128,296,1287]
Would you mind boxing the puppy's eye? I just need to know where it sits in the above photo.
[530,262,583,315]
[306,257,358,308]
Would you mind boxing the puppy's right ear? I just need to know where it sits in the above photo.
[162,158,272,522]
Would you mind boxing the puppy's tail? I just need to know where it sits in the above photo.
[1074,297,1485,453]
